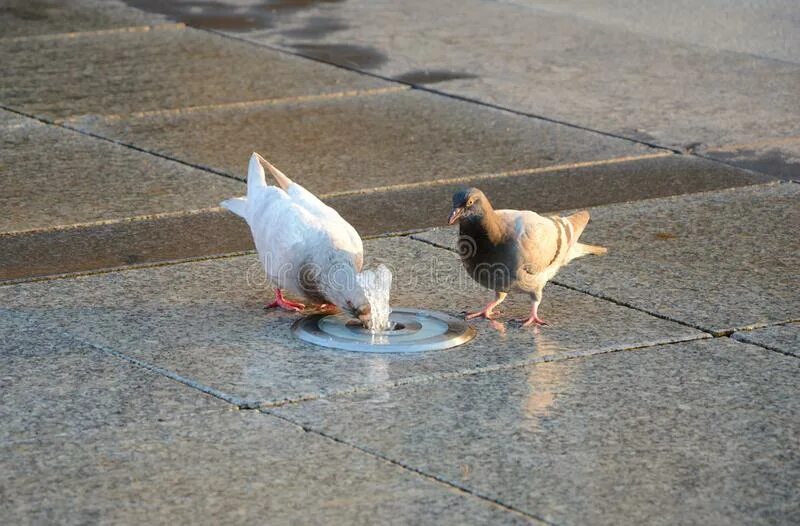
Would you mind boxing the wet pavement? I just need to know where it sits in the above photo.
[1,0,798,524]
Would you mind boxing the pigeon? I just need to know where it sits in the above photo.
[448,188,607,326]
[221,153,371,325]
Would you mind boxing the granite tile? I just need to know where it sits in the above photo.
[0,25,385,120]
[733,323,800,358]
[415,183,800,333]
[0,112,244,233]
[0,314,226,443]
[0,209,252,281]
[75,89,652,195]
[0,237,704,405]
[508,0,800,64]
[0,0,165,38]
[272,338,800,526]
[327,154,773,235]
[0,410,534,525]
[238,0,800,177]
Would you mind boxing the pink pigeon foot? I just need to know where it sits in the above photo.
[264,289,305,312]
[465,292,507,321]
[519,303,548,327]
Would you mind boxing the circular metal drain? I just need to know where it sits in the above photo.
[292,308,476,353]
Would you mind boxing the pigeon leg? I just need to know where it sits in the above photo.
[520,300,548,327]
[466,291,507,320]
[264,289,305,312]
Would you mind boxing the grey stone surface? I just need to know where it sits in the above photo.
[75,89,652,195]
[0,25,385,121]
[0,410,535,525]
[237,0,800,177]
[0,237,703,406]
[0,0,165,37]
[415,182,800,333]
[327,153,773,235]
[0,313,226,443]
[733,323,800,358]
[703,138,800,182]
[511,0,800,64]
[0,112,244,233]
[0,209,251,281]
[272,338,800,526]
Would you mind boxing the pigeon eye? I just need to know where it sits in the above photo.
[467,199,475,206]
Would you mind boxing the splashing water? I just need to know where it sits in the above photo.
[356,264,393,332]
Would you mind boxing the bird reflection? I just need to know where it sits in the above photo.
[522,332,572,432]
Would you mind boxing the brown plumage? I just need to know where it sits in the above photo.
[448,188,607,326]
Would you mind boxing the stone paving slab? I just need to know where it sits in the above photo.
[0,210,251,281]
[0,112,244,233]
[72,89,652,195]
[0,0,166,38]
[325,154,773,235]
[512,0,800,64]
[238,0,800,178]
[271,338,800,526]
[733,323,799,358]
[0,402,534,524]
[0,313,226,443]
[0,237,704,406]
[0,25,386,121]
[414,182,800,334]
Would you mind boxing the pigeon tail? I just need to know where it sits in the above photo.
[574,243,607,257]
[254,152,292,190]
[220,197,247,218]
[247,152,268,196]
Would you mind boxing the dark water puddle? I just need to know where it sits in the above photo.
[290,43,386,69]
[709,149,799,180]
[123,0,345,32]
[393,69,478,85]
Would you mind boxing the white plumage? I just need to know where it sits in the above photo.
[221,153,370,322]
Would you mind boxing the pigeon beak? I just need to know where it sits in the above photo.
[448,207,464,225]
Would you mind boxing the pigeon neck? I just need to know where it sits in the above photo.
[462,206,505,244]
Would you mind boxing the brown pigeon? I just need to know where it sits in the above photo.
[448,188,607,326]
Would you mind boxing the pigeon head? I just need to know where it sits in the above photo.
[449,188,490,224]
[318,254,372,326]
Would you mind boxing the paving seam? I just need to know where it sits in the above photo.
[406,235,721,334]
[0,23,186,43]
[203,28,790,180]
[258,334,711,408]
[57,86,409,123]
[261,409,554,525]
[728,325,800,360]
[0,151,670,238]
[321,152,674,198]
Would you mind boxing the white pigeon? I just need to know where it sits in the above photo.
[221,153,371,325]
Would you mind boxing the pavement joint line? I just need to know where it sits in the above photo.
[406,235,719,336]
[203,28,680,155]
[0,206,231,237]
[321,152,674,198]
[0,250,256,287]
[70,335,262,409]
[260,409,555,525]
[0,152,667,239]
[0,104,244,183]
[0,23,186,43]
[259,333,711,409]
[57,86,410,123]
[705,135,800,153]
[728,332,800,360]
[203,28,792,180]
